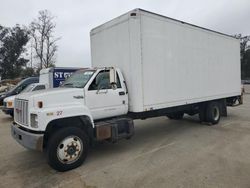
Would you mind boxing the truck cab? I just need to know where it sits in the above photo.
[62,68,128,119]
[11,67,132,171]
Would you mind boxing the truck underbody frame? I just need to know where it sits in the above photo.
[127,97,240,120]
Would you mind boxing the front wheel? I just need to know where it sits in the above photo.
[46,127,89,172]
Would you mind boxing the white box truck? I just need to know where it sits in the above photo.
[11,9,242,171]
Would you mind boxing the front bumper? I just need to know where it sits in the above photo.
[2,107,13,116]
[11,123,44,151]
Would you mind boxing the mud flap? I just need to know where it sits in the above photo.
[220,99,227,117]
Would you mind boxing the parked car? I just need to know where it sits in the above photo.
[0,77,39,106]
[2,83,48,117]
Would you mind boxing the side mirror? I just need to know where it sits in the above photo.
[109,68,117,89]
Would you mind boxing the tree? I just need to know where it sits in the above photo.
[0,25,8,42]
[30,10,59,70]
[242,48,250,79]
[0,25,30,79]
[235,34,250,79]
[21,67,37,77]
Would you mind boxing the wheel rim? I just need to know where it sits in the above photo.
[213,106,220,121]
[57,136,83,164]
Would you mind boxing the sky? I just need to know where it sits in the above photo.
[0,0,250,68]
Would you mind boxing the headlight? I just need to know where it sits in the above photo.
[30,114,38,128]
[7,101,13,108]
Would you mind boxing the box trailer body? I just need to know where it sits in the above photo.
[91,9,241,113]
[39,67,80,88]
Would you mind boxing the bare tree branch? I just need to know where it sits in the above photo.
[29,10,59,69]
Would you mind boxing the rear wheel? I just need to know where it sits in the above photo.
[46,127,89,172]
[205,101,221,125]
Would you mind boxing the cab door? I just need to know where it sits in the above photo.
[85,70,128,120]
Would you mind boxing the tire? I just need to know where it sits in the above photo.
[206,101,221,125]
[46,127,89,172]
[199,103,207,122]
[167,112,184,120]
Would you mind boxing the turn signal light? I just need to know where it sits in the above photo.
[38,101,43,108]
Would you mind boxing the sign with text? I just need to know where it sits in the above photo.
[53,68,79,87]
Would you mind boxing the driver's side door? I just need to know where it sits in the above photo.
[85,70,128,120]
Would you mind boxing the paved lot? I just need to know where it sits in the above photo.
[0,94,250,188]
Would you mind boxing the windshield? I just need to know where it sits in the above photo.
[61,70,95,88]
[21,84,35,93]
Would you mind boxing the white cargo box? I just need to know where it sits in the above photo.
[90,9,241,113]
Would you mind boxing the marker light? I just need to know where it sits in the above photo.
[38,101,43,108]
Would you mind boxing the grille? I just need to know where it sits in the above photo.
[15,99,29,126]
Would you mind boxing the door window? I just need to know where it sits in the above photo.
[88,70,121,90]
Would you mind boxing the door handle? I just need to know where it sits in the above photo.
[119,91,125,96]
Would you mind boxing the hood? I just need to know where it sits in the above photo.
[16,87,85,108]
